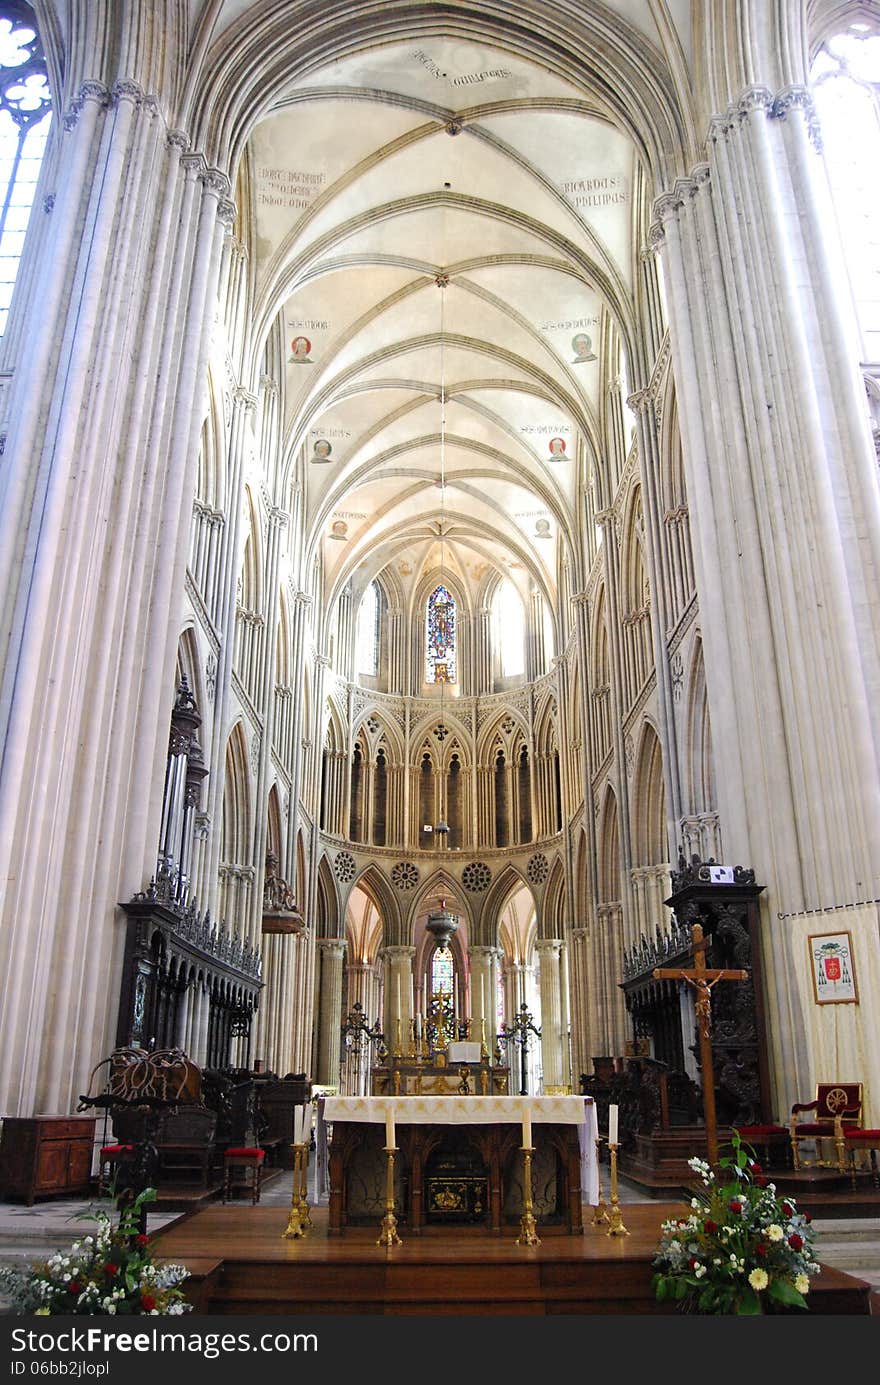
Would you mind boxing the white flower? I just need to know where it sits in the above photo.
[794,1274,810,1294]
[766,1224,784,1242]
[748,1268,769,1290]
[694,1264,706,1278]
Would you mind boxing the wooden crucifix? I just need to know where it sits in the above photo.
[652,923,749,1167]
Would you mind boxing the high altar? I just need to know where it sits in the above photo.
[323,1094,597,1236]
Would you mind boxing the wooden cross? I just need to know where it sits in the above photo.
[652,923,749,1167]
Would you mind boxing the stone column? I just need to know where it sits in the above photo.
[381,945,415,1056]
[467,945,496,1053]
[536,939,565,1092]
[315,939,347,1088]
[0,75,232,1113]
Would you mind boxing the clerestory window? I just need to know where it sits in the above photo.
[0,4,51,337]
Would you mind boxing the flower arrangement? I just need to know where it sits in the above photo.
[0,1188,192,1316]
[652,1129,819,1314]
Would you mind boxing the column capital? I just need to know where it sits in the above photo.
[381,945,416,963]
[467,944,498,963]
[317,937,347,959]
[535,938,563,959]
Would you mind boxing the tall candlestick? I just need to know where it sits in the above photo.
[522,1103,532,1149]
[608,1104,618,1146]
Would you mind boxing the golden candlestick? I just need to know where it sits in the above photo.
[282,1142,309,1238]
[591,1135,610,1227]
[480,1017,488,1060]
[516,1146,541,1246]
[606,1142,629,1237]
[295,1140,312,1231]
[394,1016,403,1057]
[377,1146,402,1247]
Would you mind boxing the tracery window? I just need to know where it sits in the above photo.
[0,4,51,337]
[425,583,456,683]
[811,26,880,360]
[355,580,379,675]
[492,578,524,678]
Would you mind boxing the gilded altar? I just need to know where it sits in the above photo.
[371,1052,509,1097]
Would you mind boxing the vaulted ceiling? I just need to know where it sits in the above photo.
[240,26,661,629]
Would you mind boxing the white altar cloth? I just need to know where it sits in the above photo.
[322,1095,598,1203]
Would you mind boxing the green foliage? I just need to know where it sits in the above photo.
[651,1130,819,1315]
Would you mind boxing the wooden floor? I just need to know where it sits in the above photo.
[151,1201,874,1315]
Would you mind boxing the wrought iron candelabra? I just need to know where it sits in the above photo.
[497,1002,541,1096]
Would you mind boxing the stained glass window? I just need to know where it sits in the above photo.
[431,946,454,997]
[0,6,51,337]
[425,583,456,683]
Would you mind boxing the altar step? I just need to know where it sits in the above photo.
[150,1201,874,1316]
[811,1219,880,1297]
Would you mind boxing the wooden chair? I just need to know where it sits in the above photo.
[156,1107,217,1187]
[223,1145,265,1203]
[734,1124,791,1169]
[843,1127,880,1190]
[790,1082,863,1171]
[97,1142,136,1198]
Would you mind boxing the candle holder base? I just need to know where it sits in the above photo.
[591,1197,610,1227]
[515,1145,542,1247]
[591,1135,610,1227]
[376,1211,402,1247]
[283,1140,311,1238]
[606,1200,629,1237]
[605,1142,629,1237]
[282,1205,305,1239]
[377,1146,402,1247]
[516,1210,541,1246]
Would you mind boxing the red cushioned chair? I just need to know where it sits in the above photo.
[97,1143,136,1198]
[734,1124,791,1170]
[843,1127,880,1190]
[790,1082,862,1171]
[223,1146,265,1204]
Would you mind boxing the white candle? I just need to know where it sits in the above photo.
[385,1105,395,1149]
[608,1104,618,1146]
[522,1103,532,1149]
[396,975,401,1020]
[480,975,485,1018]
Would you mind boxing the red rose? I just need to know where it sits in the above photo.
[782,1201,794,1217]
[141,1292,156,1312]
[789,1233,804,1251]
[69,1282,81,1295]
[104,1263,118,1276]
[136,1234,149,1246]
[755,1175,768,1187]
[755,1243,767,1258]
[804,1213,812,1224]
[688,1256,699,1270]
[729,1199,743,1213]
[703,1219,717,1234]
[749,1161,763,1174]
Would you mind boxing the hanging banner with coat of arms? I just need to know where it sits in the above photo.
[808,930,859,1004]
